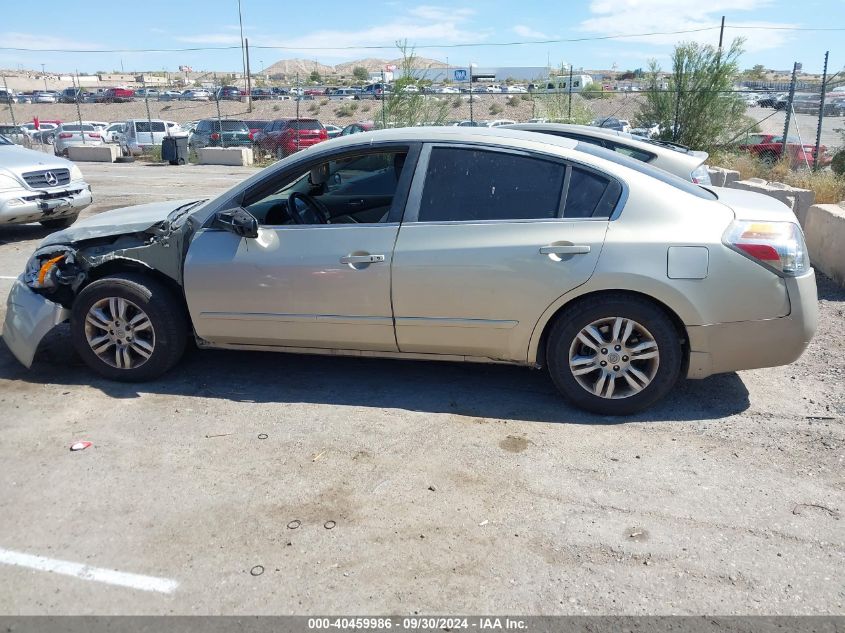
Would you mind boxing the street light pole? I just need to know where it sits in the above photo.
[469,63,474,124]
[41,64,47,91]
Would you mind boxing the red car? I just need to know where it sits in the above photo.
[737,133,831,168]
[256,118,327,158]
[100,87,134,103]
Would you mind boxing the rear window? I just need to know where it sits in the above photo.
[211,120,249,132]
[63,125,95,131]
[418,147,566,222]
[574,141,716,200]
[285,120,322,131]
[246,120,269,129]
[135,121,166,132]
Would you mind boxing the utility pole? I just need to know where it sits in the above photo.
[782,61,800,145]
[381,69,386,129]
[245,37,253,112]
[73,72,85,144]
[3,76,16,127]
[814,51,829,172]
[237,0,248,99]
[567,65,573,121]
[716,16,725,70]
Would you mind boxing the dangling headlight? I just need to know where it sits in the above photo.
[23,246,76,289]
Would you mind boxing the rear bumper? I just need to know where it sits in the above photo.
[686,270,818,378]
[2,278,70,368]
[0,184,92,225]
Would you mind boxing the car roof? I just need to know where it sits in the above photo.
[506,122,707,163]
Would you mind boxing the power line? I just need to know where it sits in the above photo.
[2,23,843,55]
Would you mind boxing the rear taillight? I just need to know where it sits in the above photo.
[88,133,100,138]
[690,164,711,185]
[248,131,254,140]
[58,133,72,139]
[319,129,328,140]
[724,220,809,277]
[210,132,220,140]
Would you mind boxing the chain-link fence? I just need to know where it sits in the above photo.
[2,73,843,165]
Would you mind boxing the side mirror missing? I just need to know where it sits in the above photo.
[215,207,259,239]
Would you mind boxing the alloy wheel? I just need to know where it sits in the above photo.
[84,297,156,369]
[568,317,660,399]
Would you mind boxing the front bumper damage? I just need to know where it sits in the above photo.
[3,277,70,367]
[0,184,92,225]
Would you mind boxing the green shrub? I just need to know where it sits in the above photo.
[320,98,329,106]
[489,103,504,115]
[272,104,281,111]
[307,103,319,114]
[506,95,520,107]
[335,105,354,117]
[452,96,462,109]
[832,150,845,177]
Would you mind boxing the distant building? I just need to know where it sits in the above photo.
[408,66,550,83]
[135,74,167,85]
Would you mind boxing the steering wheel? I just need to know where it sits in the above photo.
[287,192,331,225]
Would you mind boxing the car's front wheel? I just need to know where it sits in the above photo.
[546,295,682,415]
[71,274,187,382]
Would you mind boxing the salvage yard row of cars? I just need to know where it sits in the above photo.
[1,121,817,415]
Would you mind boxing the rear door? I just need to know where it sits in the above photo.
[391,144,618,362]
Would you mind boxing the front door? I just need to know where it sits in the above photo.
[391,145,618,362]
[183,145,417,352]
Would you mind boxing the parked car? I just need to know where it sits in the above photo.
[736,133,831,168]
[0,133,92,228]
[52,123,104,156]
[120,119,171,155]
[250,88,274,101]
[591,117,631,133]
[33,92,58,104]
[4,127,817,416]
[135,88,161,100]
[361,83,392,100]
[101,122,126,143]
[189,119,253,150]
[0,89,16,103]
[339,122,375,136]
[243,120,271,141]
[483,119,517,127]
[507,123,711,184]
[20,121,61,144]
[328,88,361,100]
[101,87,134,103]
[453,120,484,127]
[324,124,343,138]
[216,86,243,101]
[16,92,34,104]
[158,90,184,101]
[255,118,328,158]
[59,87,84,103]
[0,125,32,148]
[182,89,211,101]
[628,122,661,138]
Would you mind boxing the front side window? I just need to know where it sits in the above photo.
[244,150,410,226]
[417,148,565,222]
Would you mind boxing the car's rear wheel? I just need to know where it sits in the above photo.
[71,274,187,382]
[275,145,286,160]
[546,295,682,415]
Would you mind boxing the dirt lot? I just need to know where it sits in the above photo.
[0,162,843,615]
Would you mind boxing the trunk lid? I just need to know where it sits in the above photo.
[711,186,800,223]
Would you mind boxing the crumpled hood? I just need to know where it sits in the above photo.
[40,198,200,247]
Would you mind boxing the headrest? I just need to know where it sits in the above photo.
[310,163,330,185]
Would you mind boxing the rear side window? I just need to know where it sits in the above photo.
[135,121,166,132]
[564,167,622,218]
[418,147,565,222]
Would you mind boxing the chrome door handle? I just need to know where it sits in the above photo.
[539,245,591,255]
[340,254,385,264]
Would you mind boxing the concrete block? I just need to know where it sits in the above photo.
[707,167,741,188]
[728,179,815,225]
[198,147,254,166]
[804,204,845,286]
[68,144,120,162]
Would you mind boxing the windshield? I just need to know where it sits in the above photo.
[0,134,12,145]
[575,141,717,200]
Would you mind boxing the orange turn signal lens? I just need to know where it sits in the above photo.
[37,254,65,285]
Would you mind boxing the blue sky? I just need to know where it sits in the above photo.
[1,0,843,75]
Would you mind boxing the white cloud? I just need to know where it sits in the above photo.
[579,0,797,53]
[176,5,486,59]
[0,32,102,51]
[513,25,549,39]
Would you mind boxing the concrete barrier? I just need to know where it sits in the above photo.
[68,145,120,162]
[198,147,254,166]
[804,204,845,285]
[707,167,740,188]
[727,178,815,226]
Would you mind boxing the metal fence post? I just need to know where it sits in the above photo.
[214,73,226,149]
[814,51,829,172]
[567,65,573,121]
[2,75,16,128]
[672,82,681,142]
[782,62,799,144]
[73,71,85,145]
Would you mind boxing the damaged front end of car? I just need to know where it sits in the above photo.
[4,202,202,368]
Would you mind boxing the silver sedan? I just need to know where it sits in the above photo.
[3,128,817,415]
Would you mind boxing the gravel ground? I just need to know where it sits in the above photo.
[0,163,842,615]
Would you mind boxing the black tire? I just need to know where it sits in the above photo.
[546,295,682,415]
[275,145,286,160]
[760,151,777,166]
[115,155,135,163]
[71,273,188,382]
[39,216,76,230]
